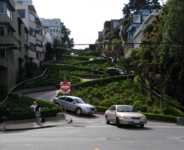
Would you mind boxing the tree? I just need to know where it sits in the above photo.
[128,0,160,11]
[161,0,184,104]
[53,24,74,49]
[150,0,161,9]
[60,25,74,49]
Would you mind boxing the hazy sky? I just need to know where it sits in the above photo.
[32,0,166,48]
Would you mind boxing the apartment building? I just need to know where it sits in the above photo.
[15,0,46,66]
[0,0,28,96]
[133,9,161,48]
[40,18,63,42]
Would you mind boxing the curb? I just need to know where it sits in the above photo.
[0,113,66,132]
[0,125,57,132]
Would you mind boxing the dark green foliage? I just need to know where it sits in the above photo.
[160,0,184,105]
[72,80,155,113]
[126,0,184,110]
[144,113,177,123]
[0,94,59,120]
[128,0,161,11]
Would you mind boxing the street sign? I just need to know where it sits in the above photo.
[60,80,71,94]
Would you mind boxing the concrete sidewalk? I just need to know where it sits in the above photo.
[0,113,66,132]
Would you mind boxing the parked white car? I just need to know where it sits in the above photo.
[105,105,147,127]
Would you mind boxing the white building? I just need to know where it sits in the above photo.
[15,0,45,65]
[133,10,161,48]
[40,18,63,42]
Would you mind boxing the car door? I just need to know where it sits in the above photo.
[107,105,116,123]
[65,97,74,111]
[58,97,67,109]
[69,98,78,112]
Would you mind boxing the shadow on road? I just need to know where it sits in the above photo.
[109,124,153,130]
[65,112,99,119]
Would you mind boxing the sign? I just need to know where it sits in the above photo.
[60,80,71,94]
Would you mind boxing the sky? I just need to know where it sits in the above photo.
[32,0,166,49]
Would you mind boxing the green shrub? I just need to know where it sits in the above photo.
[163,106,184,116]
[0,94,59,121]
[96,106,108,112]
[144,113,177,123]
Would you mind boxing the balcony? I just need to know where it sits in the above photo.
[28,35,36,44]
[0,15,16,31]
[0,35,19,49]
[36,45,44,52]
[36,34,43,42]
[27,50,36,59]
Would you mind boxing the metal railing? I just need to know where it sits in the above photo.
[0,69,48,107]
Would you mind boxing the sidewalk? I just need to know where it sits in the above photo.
[0,113,66,132]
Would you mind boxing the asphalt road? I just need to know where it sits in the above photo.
[0,113,184,150]
[8,91,183,150]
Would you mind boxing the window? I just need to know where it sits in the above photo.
[18,9,26,18]
[0,27,4,36]
[65,98,73,103]
[133,14,141,24]
[29,14,35,22]
[109,105,116,111]
[0,2,6,14]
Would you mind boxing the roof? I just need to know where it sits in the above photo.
[57,95,82,100]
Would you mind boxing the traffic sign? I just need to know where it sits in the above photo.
[60,80,71,94]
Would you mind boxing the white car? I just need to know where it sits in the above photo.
[105,105,147,127]
[53,96,96,116]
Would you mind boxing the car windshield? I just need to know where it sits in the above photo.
[74,98,85,104]
[117,105,134,112]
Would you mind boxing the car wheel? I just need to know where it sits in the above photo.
[140,124,144,128]
[116,117,121,127]
[105,115,110,124]
[76,108,82,116]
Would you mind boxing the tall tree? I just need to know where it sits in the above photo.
[128,0,160,10]
[161,0,184,104]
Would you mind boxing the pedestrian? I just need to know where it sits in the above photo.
[1,116,7,131]
[30,101,42,124]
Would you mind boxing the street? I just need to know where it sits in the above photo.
[0,113,184,150]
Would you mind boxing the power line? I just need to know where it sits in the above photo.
[73,42,184,47]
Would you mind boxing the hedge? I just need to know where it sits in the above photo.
[48,64,105,74]
[95,106,182,123]
[96,106,108,113]
[73,75,134,89]
[144,113,177,123]
[0,94,60,121]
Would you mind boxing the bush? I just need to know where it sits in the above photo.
[0,94,59,121]
[144,113,177,123]
[163,106,184,116]
[96,106,108,112]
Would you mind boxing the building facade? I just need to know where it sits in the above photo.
[0,0,28,96]
[15,0,46,66]
[40,18,63,42]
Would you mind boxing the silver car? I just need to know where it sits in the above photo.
[105,105,147,127]
[53,96,96,115]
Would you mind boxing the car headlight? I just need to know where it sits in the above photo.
[141,116,147,121]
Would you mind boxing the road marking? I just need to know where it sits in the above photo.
[94,148,100,150]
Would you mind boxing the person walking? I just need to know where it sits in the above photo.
[30,101,42,125]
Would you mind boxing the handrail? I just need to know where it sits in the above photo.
[0,69,48,107]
